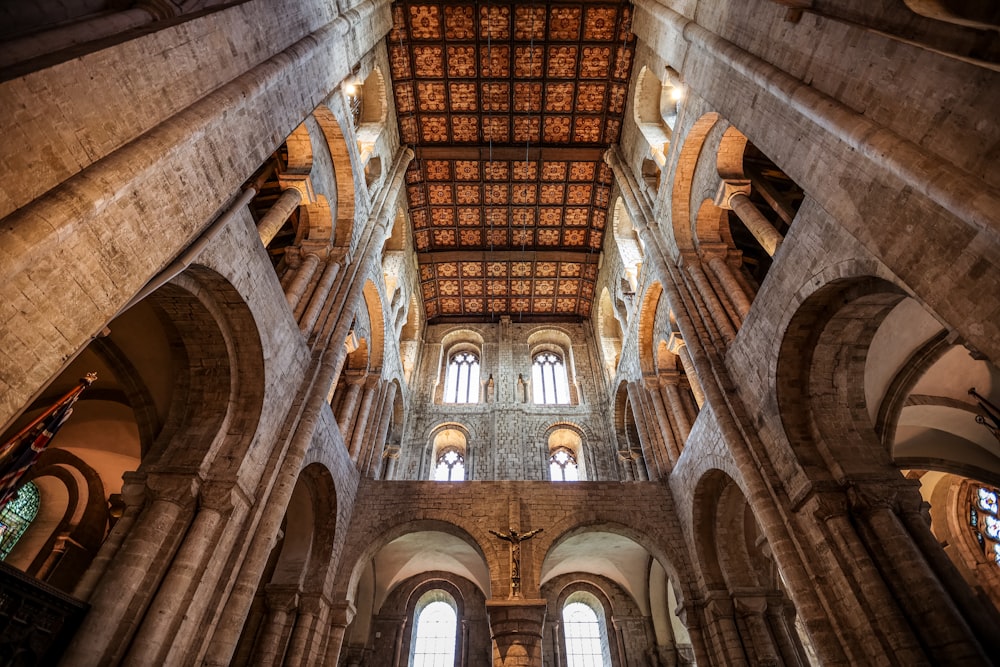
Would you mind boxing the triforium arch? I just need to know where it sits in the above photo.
[312,103,357,249]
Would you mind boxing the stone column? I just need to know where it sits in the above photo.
[659,373,691,444]
[668,333,704,408]
[706,254,751,321]
[322,602,357,666]
[625,381,665,480]
[804,490,929,664]
[382,445,401,480]
[733,594,779,666]
[252,585,300,666]
[716,180,784,256]
[284,252,322,311]
[349,377,380,462]
[700,595,747,667]
[336,376,364,440]
[284,592,331,667]
[847,483,989,663]
[644,375,681,465]
[257,188,303,246]
[367,381,397,478]
[62,473,199,667]
[486,599,547,667]
[125,481,240,665]
[764,596,809,667]
[299,256,341,334]
[73,472,147,600]
[682,258,736,344]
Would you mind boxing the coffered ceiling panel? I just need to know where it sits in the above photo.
[389,0,635,322]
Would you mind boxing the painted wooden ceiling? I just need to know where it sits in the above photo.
[388,0,635,321]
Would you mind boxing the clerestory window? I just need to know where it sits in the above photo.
[532,352,570,405]
[444,351,480,404]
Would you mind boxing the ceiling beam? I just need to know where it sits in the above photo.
[416,250,601,264]
[413,147,607,162]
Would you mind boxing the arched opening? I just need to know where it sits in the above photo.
[410,590,458,667]
[775,276,1000,663]
[692,470,814,665]
[232,464,337,666]
[562,591,612,667]
[547,428,584,482]
[597,288,623,383]
[431,429,467,482]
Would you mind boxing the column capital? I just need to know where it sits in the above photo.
[486,599,548,666]
[345,371,367,386]
[667,332,686,355]
[329,601,357,627]
[199,479,245,513]
[714,179,752,210]
[277,174,315,203]
[657,370,682,387]
[145,472,200,507]
[263,584,301,612]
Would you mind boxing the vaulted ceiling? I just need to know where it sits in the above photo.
[388,0,636,322]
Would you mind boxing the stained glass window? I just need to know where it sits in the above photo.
[411,598,457,667]
[969,486,1000,567]
[563,601,608,667]
[0,482,39,560]
[532,352,570,405]
[550,447,579,482]
[434,449,465,482]
[444,352,480,404]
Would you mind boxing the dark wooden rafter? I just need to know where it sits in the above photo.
[389,0,635,321]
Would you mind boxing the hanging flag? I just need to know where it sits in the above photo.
[0,373,96,507]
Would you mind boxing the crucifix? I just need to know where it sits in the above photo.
[490,527,543,599]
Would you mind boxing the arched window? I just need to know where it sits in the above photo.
[434,448,465,482]
[444,351,480,404]
[533,352,569,405]
[0,482,39,560]
[563,598,610,666]
[411,596,458,667]
[549,447,579,482]
[969,485,1000,567]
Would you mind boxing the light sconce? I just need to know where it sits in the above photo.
[970,388,1000,442]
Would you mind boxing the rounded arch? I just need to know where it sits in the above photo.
[362,279,386,371]
[539,520,688,612]
[776,275,911,481]
[312,104,356,248]
[633,66,671,166]
[282,121,314,175]
[153,266,266,474]
[612,197,643,290]
[598,287,623,381]
[543,422,589,481]
[429,426,469,482]
[637,281,663,376]
[670,112,720,252]
[342,518,492,607]
[716,126,749,181]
